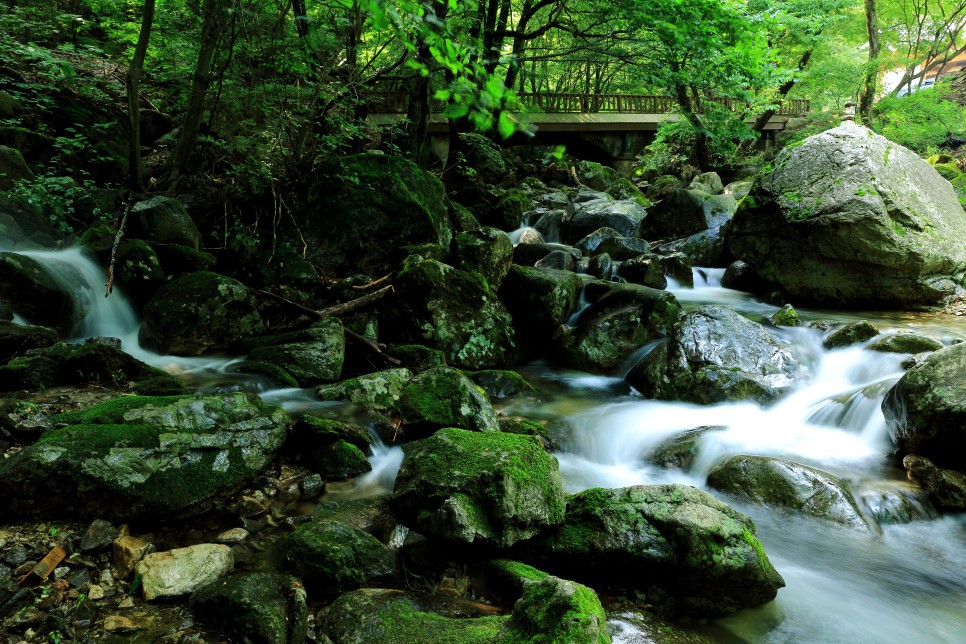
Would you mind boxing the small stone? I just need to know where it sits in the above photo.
[231,495,268,518]
[53,566,71,580]
[215,528,249,545]
[117,597,135,608]
[4,545,28,566]
[103,615,140,632]
[13,561,35,577]
[68,568,91,588]
[100,568,115,588]
[136,543,233,600]
[81,519,117,552]
[113,535,155,579]
[277,483,300,504]
[88,584,105,600]
[300,474,325,499]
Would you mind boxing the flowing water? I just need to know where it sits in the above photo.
[10,246,966,642]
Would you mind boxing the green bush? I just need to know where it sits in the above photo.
[872,81,965,154]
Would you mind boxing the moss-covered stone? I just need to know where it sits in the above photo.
[499,266,583,358]
[247,317,344,386]
[391,344,447,371]
[317,588,507,644]
[868,333,942,354]
[312,496,397,541]
[115,239,166,308]
[280,520,396,597]
[153,243,217,275]
[484,189,532,231]
[317,367,413,409]
[0,320,59,360]
[496,575,610,644]
[310,439,372,479]
[823,320,880,349]
[617,254,667,289]
[0,252,73,331]
[397,366,499,438]
[303,153,452,277]
[456,227,514,289]
[769,303,803,327]
[707,455,875,532]
[389,257,514,369]
[646,426,725,471]
[141,271,265,355]
[393,428,565,548]
[129,196,202,250]
[525,484,785,617]
[0,145,34,191]
[289,416,372,452]
[0,393,289,520]
[470,370,538,399]
[191,572,308,644]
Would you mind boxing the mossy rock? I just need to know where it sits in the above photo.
[498,266,583,357]
[280,520,396,597]
[932,162,963,181]
[0,320,59,360]
[317,367,413,410]
[707,455,875,532]
[312,496,397,541]
[646,426,725,472]
[486,559,550,601]
[129,196,203,250]
[576,160,619,192]
[115,239,166,308]
[289,416,372,453]
[499,416,566,452]
[526,484,785,617]
[309,439,372,480]
[397,366,499,438]
[449,200,483,233]
[190,572,308,644]
[495,575,611,644]
[617,254,667,289]
[0,145,35,191]
[483,189,532,231]
[0,252,73,331]
[303,153,452,277]
[140,271,265,355]
[470,370,538,399]
[317,588,507,644]
[823,320,880,349]
[0,393,289,520]
[456,227,514,289]
[247,318,345,386]
[595,236,650,261]
[868,333,942,354]
[153,243,217,275]
[392,428,566,548]
[389,257,514,369]
[607,177,648,206]
[391,344,447,371]
[769,304,803,327]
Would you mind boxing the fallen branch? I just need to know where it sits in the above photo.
[346,329,401,366]
[105,200,132,297]
[252,284,394,320]
[352,273,392,290]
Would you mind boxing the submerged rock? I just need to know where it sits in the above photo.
[392,428,566,548]
[727,123,966,307]
[0,393,289,519]
[882,342,966,470]
[903,454,966,509]
[707,455,875,532]
[526,484,784,617]
[191,572,308,644]
[628,305,798,404]
[823,321,879,349]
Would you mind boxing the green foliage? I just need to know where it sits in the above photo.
[873,81,965,154]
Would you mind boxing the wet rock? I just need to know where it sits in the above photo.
[689,172,724,195]
[397,366,499,438]
[114,239,166,309]
[455,227,514,289]
[247,317,345,386]
[576,160,620,192]
[574,227,622,255]
[512,242,581,267]
[555,282,680,373]
[0,320,59,359]
[526,484,784,617]
[0,252,73,331]
[770,304,803,327]
[707,455,875,532]
[628,305,798,404]
[289,416,372,453]
[499,265,583,357]
[317,368,413,409]
[823,321,880,349]
[214,528,249,545]
[141,271,265,355]
[534,249,577,272]
[483,188,531,230]
[280,520,395,597]
[495,575,609,644]
[721,260,769,294]
[80,520,117,552]
[562,196,647,243]
[191,572,308,644]
[310,439,372,480]
[868,333,943,354]
[392,428,566,548]
[659,252,694,287]
[903,454,966,509]
[586,252,613,280]
[312,496,398,541]
[882,342,966,469]
[129,196,203,250]
[317,588,507,643]
[640,189,716,240]
[388,256,514,369]
[470,370,538,399]
[857,481,939,524]
[618,254,668,289]
[136,544,233,600]
[647,426,726,471]
[304,153,451,276]
[0,393,290,520]
[727,124,966,307]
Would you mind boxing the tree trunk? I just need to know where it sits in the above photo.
[674,82,710,170]
[171,0,230,181]
[405,1,447,166]
[750,50,812,149]
[859,0,880,123]
[126,0,155,192]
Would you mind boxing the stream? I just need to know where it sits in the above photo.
[10,246,966,643]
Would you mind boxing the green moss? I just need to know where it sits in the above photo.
[52,395,192,425]
[742,526,768,567]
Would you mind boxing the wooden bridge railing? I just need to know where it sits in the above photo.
[361,91,811,117]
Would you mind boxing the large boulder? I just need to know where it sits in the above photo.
[882,342,966,469]
[247,317,345,386]
[495,575,610,644]
[317,367,414,410]
[140,271,264,355]
[0,320,58,360]
[498,266,583,356]
[191,572,308,644]
[727,123,966,307]
[707,456,874,532]
[561,196,647,244]
[554,282,681,374]
[304,153,452,276]
[129,196,203,250]
[388,257,514,369]
[392,428,566,548]
[455,227,514,290]
[0,145,35,191]
[628,305,799,404]
[525,484,784,617]
[0,252,73,331]
[0,393,289,519]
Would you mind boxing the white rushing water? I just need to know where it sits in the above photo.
[11,247,966,642]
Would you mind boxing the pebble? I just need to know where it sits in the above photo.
[113,534,155,579]
[215,528,249,544]
[53,566,70,580]
[88,584,105,600]
[103,615,139,632]
[118,597,135,608]
[4,545,28,566]
[81,519,117,552]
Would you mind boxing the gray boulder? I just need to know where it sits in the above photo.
[247,317,345,386]
[129,196,203,250]
[707,455,875,532]
[727,123,966,307]
[317,368,413,410]
[498,265,583,356]
[392,428,566,548]
[882,342,966,469]
[141,271,264,355]
[628,305,799,404]
[562,196,647,243]
[527,484,784,617]
[0,393,288,520]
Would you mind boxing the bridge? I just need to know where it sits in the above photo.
[364,91,810,169]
